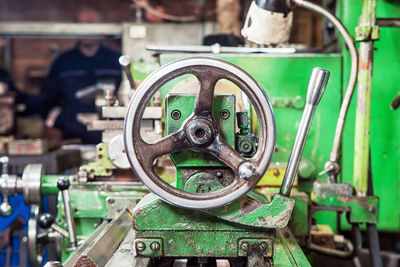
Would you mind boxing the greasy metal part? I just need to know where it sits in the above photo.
[309,238,354,257]
[57,178,77,249]
[0,156,12,216]
[28,206,43,267]
[108,135,130,169]
[21,164,43,205]
[63,209,132,267]
[44,261,62,267]
[0,22,121,37]
[119,55,136,90]
[280,68,329,196]
[292,0,359,181]
[106,230,137,267]
[353,0,377,196]
[146,44,296,54]
[376,18,400,27]
[308,207,362,259]
[124,57,276,209]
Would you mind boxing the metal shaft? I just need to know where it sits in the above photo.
[119,55,135,90]
[61,190,77,248]
[57,178,77,249]
[280,68,330,196]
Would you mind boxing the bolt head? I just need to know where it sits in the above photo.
[240,241,250,251]
[0,202,12,216]
[150,241,160,251]
[136,241,146,252]
[238,162,256,181]
[171,110,181,120]
[220,109,230,120]
[186,119,214,147]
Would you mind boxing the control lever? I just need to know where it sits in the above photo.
[57,178,77,249]
[280,68,330,196]
[119,55,136,90]
[38,213,69,239]
[0,157,12,216]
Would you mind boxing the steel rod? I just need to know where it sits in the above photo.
[280,68,330,196]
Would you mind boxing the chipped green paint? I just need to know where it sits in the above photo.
[353,0,377,196]
[313,194,378,223]
[136,230,274,258]
[204,194,295,229]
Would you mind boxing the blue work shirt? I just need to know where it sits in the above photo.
[41,44,122,144]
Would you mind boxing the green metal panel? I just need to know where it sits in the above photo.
[339,0,400,231]
[160,54,342,183]
[166,94,236,167]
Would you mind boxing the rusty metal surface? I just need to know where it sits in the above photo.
[63,209,132,267]
[124,57,276,209]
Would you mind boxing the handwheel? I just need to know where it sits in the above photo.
[124,57,276,209]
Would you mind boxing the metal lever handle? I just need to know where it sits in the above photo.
[119,55,136,90]
[280,68,330,196]
[0,157,12,216]
[57,178,77,249]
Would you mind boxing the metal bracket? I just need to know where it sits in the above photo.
[355,25,380,41]
[237,238,273,257]
[312,184,379,224]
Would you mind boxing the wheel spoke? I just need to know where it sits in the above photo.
[206,134,246,173]
[193,72,219,117]
[138,129,189,162]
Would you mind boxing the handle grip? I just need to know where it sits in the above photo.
[119,55,136,90]
[306,67,330,106]
[280,67,330,196]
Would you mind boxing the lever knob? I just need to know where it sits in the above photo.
[57,178,70,191]
[306,67,330,107]
[38,213,55,228]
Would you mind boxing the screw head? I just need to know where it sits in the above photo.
[150,241,160,251]
[216,171,223,178]
[136,241,146,252]
[171,110,181,120]
[259,242,268,252]
[0,202,12,217]
[220,109,230,120]
[240,241,250,251]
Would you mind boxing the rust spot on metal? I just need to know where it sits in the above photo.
[74,255,97,267]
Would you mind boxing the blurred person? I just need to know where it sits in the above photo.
[41,7,122,144]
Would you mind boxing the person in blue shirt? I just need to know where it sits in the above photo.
[41,7,122,144]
